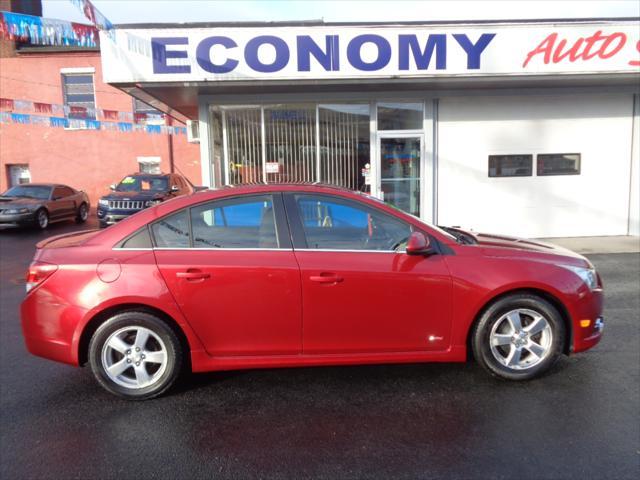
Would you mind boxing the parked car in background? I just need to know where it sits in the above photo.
[0,183,89,229]
[97,173,192,228]
[21,184,603,399]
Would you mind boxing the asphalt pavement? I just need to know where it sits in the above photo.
[1,218,638,479]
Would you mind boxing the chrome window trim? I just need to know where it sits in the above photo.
[113,247,401,253]
[294,248,402,254]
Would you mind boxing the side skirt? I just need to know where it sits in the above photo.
[190,346,467,373]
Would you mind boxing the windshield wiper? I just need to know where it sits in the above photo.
[438,226,477,245]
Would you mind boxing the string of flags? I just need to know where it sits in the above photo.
[0,10,100,48]
[0,97,167,123]
[0,98,186,136]
[0,110,187,136]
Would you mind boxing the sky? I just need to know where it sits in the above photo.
[42,0,640,25]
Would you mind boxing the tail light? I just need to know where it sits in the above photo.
[25,261,58,293]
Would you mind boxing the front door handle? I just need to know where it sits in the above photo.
[309,273,343,284]
[176,270,211,281]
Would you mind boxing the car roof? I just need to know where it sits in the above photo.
[127,173,172,178]
[12,183,65,188]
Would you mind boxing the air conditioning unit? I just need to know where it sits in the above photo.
[186,120,200,143]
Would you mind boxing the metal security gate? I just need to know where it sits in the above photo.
[219,104,367,190]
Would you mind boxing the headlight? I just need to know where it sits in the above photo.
[98,199,109,206]
[145,200,161,207]
[5,208,29,214]
[562,265,598,290]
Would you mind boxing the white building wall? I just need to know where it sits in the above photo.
[629,94,640,236]
[437,94,634,238]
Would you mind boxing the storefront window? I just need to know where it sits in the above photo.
[319,104,370,190]
[264,104,317,183]
[225,107,262,184]
[377,102,423,130]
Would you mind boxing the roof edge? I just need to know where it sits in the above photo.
[113,16,640,29]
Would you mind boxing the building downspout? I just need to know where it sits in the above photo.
[167,116,175,174]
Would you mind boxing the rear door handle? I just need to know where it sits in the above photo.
[176,270,211,281]
[309,274,343,284]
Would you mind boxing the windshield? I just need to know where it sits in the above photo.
[115,176,168,193]
[2,185,51,200]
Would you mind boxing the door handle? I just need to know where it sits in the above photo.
[309,274,343,284]
[176,270,211,281]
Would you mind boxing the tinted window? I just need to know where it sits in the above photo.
[54,186,74,198]
[152,211,190,248]
[295,195,411,251]
[191,195,278,248]
[537,153,581,176]
[3,185,51,199]
[488,155,533,177]
[120,227,152,248]
[377,102,423,130]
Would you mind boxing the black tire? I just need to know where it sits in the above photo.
[88,311,183,400]
[76,203,89,223]
[472,293,565,380]
[35,208,49,230]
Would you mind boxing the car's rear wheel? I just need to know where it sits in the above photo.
[76,203,88,223]
[35,209,49,230]
[472,293,565,380]
[88,311,183,399]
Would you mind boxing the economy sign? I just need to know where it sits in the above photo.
[100,22,640,83]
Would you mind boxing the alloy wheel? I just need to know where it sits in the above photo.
[101,326,168,389]
[37,210,48,229]
[489,308,553,371]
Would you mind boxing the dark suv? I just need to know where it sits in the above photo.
[97,173,191,228]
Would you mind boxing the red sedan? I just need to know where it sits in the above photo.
[21,184,603,399]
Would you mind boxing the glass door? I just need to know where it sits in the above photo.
[377,134,423,217]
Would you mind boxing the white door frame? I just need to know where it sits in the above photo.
[375,131,427,222]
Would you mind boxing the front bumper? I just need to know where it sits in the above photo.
[0,211,36,225]
[97,208,143,226]
[570,289,604,353]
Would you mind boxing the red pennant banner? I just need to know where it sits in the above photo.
[33,102,52,114]
[0,98,15,110]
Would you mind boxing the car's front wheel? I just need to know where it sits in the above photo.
[472,293,565,380]
[88,311,183,399]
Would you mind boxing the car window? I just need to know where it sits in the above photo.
[53,187,71,199]
[58,186,75,197]
[294,194,411,251]
[151,210,190,248]
[2,185,51,200]
[190,195,278,248]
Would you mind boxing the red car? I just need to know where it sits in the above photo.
[21,184,603,399]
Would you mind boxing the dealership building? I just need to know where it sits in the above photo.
[101,18,640,238]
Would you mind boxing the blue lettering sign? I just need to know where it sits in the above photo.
[151,37,190,74]
[347,34,391,71]
[398,34,446,70]
[452,33,495,69]
[196,36,238,73]
[244,35,290,73]
[296,35,339,72]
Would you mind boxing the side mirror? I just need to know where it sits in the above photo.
[406,231,434,256]
[109,183,116,190]
[170,185,180,192]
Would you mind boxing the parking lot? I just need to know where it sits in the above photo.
[1,218,638,479]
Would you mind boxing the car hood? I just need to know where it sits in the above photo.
[100,191,166,201]
[0,196,44,208]
[450,228,591,267]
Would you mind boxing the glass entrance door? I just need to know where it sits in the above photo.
[378,135,423,217]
